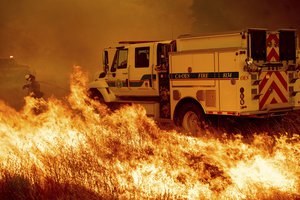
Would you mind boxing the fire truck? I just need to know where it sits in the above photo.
[88,29,300,133]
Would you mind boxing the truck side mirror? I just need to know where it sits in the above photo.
[103,50,108,66]
[102,50,109,74]
[98,72,106,78]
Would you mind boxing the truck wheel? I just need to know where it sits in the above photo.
[88,88,105,104]
[178,103,206,135]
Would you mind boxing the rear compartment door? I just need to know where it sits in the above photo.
[170,52,216,87]
[259,71,289,110]
[218,51,239,111]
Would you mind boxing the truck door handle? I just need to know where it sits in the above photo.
[122,73,128,75]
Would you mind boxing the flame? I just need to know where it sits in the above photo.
[0,66,299,199]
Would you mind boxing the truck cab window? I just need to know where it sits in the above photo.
[112,49,128,72]
[135,47,150,68]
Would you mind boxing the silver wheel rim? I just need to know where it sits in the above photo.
[182,111,201,133]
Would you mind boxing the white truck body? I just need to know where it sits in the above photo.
[88,29,300,131]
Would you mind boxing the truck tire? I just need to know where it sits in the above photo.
[177,102,206,135]
[88,88,105,104]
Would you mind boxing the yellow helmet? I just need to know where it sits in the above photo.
[25,74,35,81]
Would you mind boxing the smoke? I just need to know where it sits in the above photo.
[0,0,193,108]
[191,0,300,34]
[1,0,299,109]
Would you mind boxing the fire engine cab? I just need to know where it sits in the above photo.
[88,29,300,133]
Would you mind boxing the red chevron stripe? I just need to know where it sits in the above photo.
[259,88,271,109]
[266,34,279,44]
[270,98,278,104]
[259,71,272,92]
[274,71,288,90]
[267,48,279,62]
[259,81,288,109]
[270,81,288,102]
[259,71,287,92]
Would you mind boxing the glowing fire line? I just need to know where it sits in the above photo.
[0,66,299,199]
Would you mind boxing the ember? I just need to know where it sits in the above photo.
[0,66,299,199]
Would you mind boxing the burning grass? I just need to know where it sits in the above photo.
[0,66,299,199]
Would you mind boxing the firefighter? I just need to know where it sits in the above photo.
[22,74,44,98]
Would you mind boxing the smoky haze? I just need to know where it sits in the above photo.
[191,0,300,34]
[0,0,299,109]
[0,0,193,109]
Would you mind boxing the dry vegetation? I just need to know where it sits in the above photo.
[0,67,299,200]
